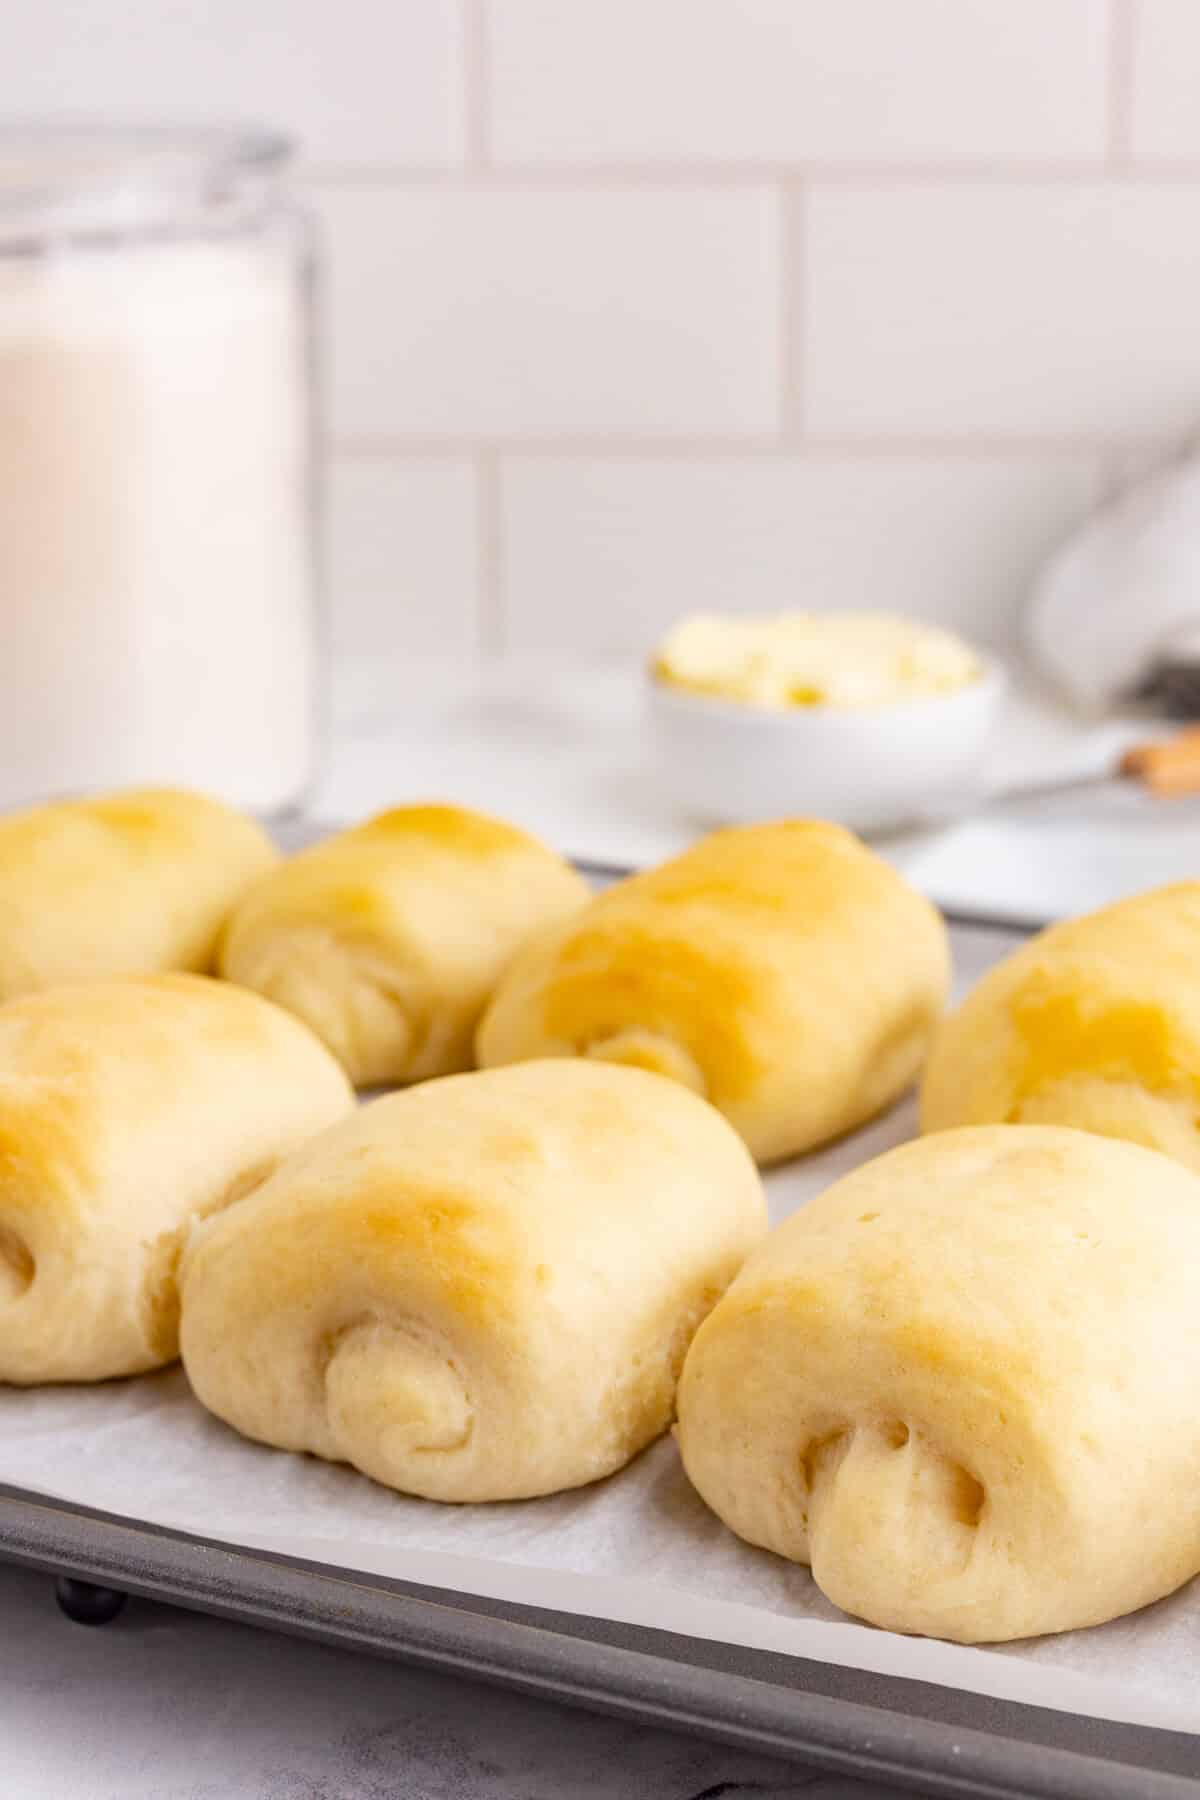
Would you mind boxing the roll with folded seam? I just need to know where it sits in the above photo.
[180,1060,767,1502]
[477,820,951,1164]
[0,974,354,1384]
[677,1124,1200,1643]
[921,882,1200,1170]
[220,804,591,1086]
[0,786,278,999]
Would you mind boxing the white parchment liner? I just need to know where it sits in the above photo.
[2,927,1198,1737]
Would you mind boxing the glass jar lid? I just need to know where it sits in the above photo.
[0,124,292,249]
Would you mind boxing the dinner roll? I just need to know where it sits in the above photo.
[678,1125,1200,1643]
[180,1060,766,1502]
[0,975,354,1384]
[477,821,950,1164]
[0,786,277,1000]
[921,883,1200,1170]
[219,804,590,1086]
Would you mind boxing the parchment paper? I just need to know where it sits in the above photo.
[2,925,1198,1737]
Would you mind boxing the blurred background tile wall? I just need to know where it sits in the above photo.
[18,1,1200,670]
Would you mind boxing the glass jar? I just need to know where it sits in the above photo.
[0,125,319,816]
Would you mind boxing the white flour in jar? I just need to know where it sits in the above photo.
[0,231,314,815]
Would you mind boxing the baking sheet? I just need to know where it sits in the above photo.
[2,922,1198,1745]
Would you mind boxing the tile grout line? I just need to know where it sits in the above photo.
[778,179,804,443]
[1101,0,1139,512]
[462,0,490,170]
[475,452,505,655]
[305,159,1200,190]
[1106,0,1137,167]
[332,435,1165,462]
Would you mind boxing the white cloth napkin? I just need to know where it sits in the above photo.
[1027,446,1200,711]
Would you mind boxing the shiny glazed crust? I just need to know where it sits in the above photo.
[921,882,1200,1170]
[477,820,950,1163]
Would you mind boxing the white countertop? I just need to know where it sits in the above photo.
[0,1559,891,1799]
[323,653,1200,927]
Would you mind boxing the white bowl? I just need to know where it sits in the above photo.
[646,658,1006,835]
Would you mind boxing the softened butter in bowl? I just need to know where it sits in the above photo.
[648,611,1003,833]
[653,611,983,709]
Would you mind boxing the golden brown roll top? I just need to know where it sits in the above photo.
[677,1125,1200,1643]
[0,975,354,1384]
[0,786,278,999]
[180,1060,767,1502]
[921,882,1200,1170]
[477,820,950,1164]
[219,803,590,1086]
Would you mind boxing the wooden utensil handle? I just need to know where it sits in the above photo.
[1121,725,1200,795]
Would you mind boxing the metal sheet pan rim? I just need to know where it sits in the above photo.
[1,1480,1195,1800]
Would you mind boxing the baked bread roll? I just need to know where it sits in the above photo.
[219,804,590,1086]
[677,1125,1200,1643]
[921,882,1200,1170]
[0,786,277,1000]
[0,975,354,1384]
[477,821,950,1164]
[180,1060,766,1501]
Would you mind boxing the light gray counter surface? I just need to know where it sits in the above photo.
[0,1558,900,1799]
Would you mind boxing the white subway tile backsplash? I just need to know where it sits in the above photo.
[487,0,1108,164]
[6,0,463,166]
[317,186,780,438]
[328,459,480,659]
[12,0,1200,671]
[804,184,1200,438]
[500,456,1102,653]
[1129,1,1200,159]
